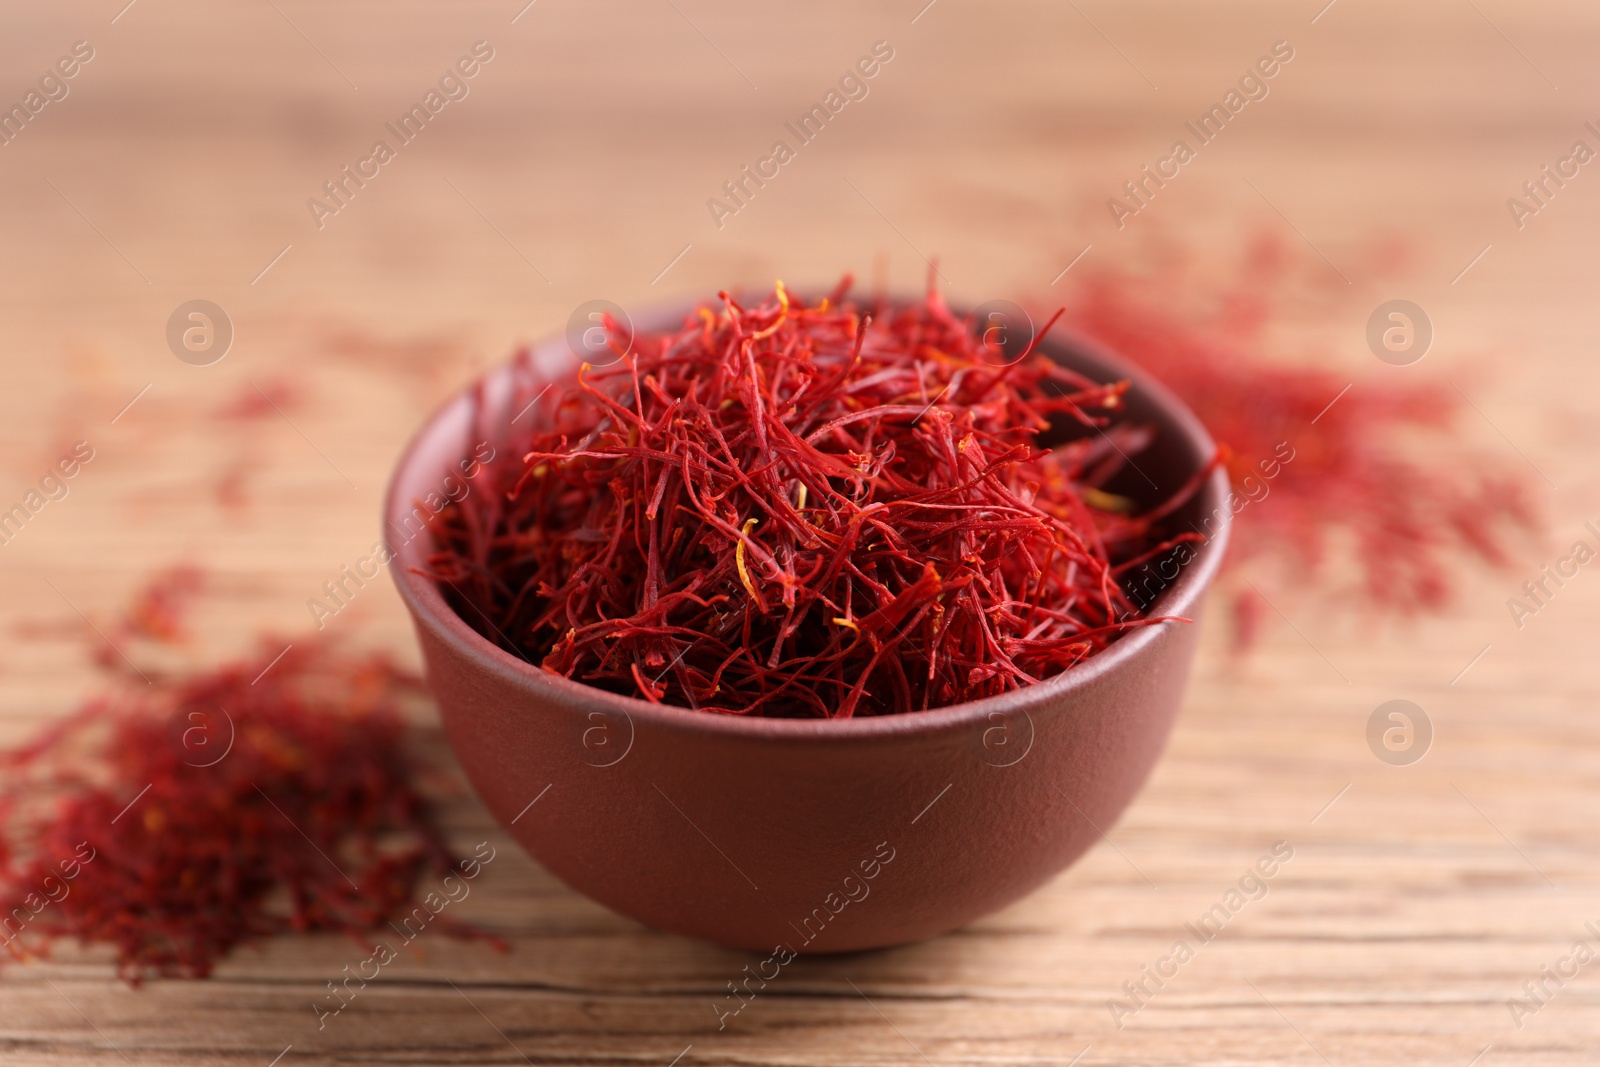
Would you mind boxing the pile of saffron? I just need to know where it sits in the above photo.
[0,640,482,982]
[426,280,1200,718]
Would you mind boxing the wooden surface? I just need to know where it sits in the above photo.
[3,1,1599,1063]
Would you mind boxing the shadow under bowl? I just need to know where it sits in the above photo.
[384,309,1229,953]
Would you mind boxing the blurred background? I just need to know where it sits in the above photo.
[2,1,1597,1064]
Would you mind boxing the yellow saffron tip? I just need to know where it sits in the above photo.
[1083,487,1135,514]
[736,518,759,600]
[833,617,859,632]
[753,282,791,340]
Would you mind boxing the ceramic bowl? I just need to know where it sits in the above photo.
[385,306,1229,953]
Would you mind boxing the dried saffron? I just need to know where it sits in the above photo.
[214,376,301,421]
[0,639,495,983]
[1063,236,1538,642]
[424,279,1200,718]
[115,564,205,646]
[91,564,205,672]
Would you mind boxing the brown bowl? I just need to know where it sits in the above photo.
[384,307,1229,953]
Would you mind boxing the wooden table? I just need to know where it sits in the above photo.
[3,1,1597,1062]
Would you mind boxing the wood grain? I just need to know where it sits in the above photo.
[2,1,1598,1063]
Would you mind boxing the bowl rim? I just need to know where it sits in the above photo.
[383,302,1231,741]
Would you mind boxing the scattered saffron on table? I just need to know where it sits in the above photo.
[214,376,301,421]
[0,640,496,983]
[123,564,205,643]
[425,279,1202,718]
[1062,236,1538,642]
